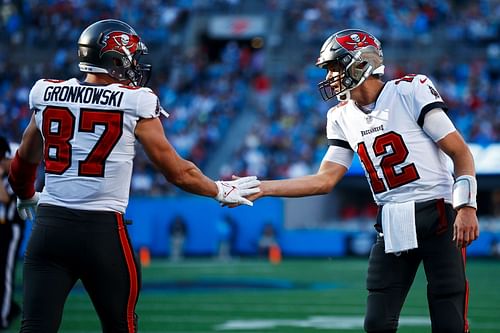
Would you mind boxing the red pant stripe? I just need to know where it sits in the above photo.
[462,247,470,333]
[116,213,138,333]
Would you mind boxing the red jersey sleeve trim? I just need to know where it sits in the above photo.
[8,151,39,199]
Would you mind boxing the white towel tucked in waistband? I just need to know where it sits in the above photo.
[381,201,418,254]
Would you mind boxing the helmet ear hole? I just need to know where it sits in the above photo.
[341,55,352,65]
[342,77,354,88]
[113,58,123,67]
[356,61,367,69]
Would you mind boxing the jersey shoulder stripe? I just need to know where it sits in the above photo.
[417,101,448,127]
[327,138,352,150]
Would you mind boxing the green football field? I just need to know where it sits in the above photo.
[6,258,500,332]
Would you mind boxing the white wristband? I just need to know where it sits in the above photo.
[452,175,477,210]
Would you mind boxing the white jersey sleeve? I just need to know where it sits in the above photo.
[322,145,354,169]
[136,87,165,119]
[326,102,353,151]
[422,108,456,142]
[29,79,46,111]
[398,74,448,127]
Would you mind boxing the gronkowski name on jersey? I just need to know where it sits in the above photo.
[326,74,454,205]
[30,78,166,213]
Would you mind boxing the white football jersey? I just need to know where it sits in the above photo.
[30,78,165,213]
[326,74,454,205]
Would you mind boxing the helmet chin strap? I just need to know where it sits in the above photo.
[337,90,351,102]
[336,64,373,102]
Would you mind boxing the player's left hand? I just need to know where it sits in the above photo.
[215,176,260,207]
[17,192,40,220]
[453,206,479,248]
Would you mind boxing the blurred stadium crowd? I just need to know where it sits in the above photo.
[1,0,498,196]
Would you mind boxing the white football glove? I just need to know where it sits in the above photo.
[17,192,40,220]
[215,176,260,206]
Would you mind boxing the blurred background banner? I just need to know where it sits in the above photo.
[2,0,499,258]
[469,143,500,174]
[208,15,267,38]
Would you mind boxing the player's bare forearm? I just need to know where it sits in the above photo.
[0,163,9,203]
[0,173,9,203]
[166,159,218,197]
[450,148,475,178]
[225,176,325,208]
[438,131,475,177]
[438,131,479,247]
[136,117,218,197]
[260,177,330,197]
[253,161,347,199]
[18,114,43,164]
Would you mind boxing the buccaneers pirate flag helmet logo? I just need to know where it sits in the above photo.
[100,31,141,57]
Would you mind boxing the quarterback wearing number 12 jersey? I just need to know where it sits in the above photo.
[251,28,477,333]
[30,78,165,213]
[326,74,453,204]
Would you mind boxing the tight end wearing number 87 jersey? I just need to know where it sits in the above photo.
[31,78,166,213]
[8,19,263,333]
[326,73,454,205]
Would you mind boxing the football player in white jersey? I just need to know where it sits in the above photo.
[244,29,478,333]
[8,19,260,333]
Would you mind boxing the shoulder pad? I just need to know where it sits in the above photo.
[42,79,66,84]
[327,100,349,120]
[328,100,348,112]
[391,73,428,95]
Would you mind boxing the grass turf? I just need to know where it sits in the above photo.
[5,257,500,332]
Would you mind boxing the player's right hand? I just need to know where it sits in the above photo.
[17,192,40,220]
[220,175,265,208]
[453,206,479,248]
[215,176,260,207]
